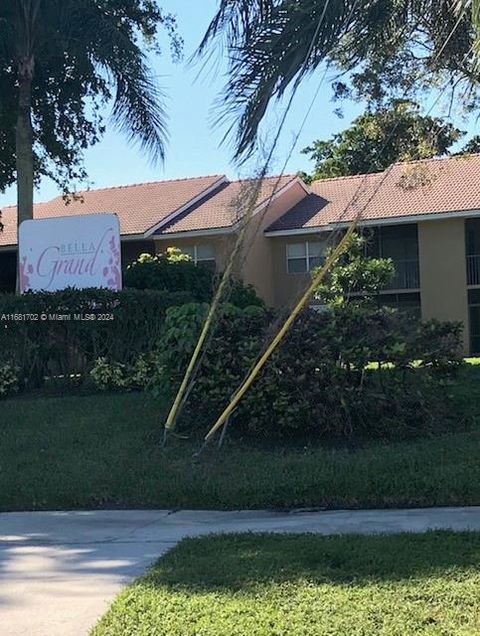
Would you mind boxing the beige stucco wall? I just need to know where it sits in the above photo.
[154,234,234,270]
[270,233,329,308]
[418,218,469,352]
[154,182,307,307]
[238,182,307,306]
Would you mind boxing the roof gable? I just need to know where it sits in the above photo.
[157,174,298,235]
[267,154,480,233]
[0,174,226,247]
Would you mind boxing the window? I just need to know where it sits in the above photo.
[365,224,419,290]
[182,244,216,268]
[287,241,326,274]
[466,219,480,285]
[468,289,480,354]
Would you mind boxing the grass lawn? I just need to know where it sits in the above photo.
[92,532,480,635]
[1,362,479,511]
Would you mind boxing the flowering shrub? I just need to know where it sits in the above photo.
[90,357,126,391]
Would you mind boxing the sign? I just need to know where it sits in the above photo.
[18,213,122,293]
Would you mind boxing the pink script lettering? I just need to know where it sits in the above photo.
[36,228,115,289]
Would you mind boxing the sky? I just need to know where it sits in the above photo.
[1,0,479,208]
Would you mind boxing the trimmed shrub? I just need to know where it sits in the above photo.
[124,251,215,302]
[0,287,191,388]
[124,251,265,309]
[152,302,464,442]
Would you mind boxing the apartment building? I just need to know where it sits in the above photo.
[1,154,480,353]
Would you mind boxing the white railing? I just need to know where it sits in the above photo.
[385,259,420,290]
[467,255,480,286]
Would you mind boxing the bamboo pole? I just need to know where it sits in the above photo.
[164,179,265,432]
[204,220,358,441]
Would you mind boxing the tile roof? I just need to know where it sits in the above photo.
[0,175,225,247]
[3,152,475,247]
[267,154,480,232]
[158,174,297,234]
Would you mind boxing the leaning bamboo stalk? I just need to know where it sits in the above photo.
[204,219,359,441]
[163,178,266,433]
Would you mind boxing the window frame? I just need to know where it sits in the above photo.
[286,241,325,275]
[183,244,216,267]
[364,224,420,290]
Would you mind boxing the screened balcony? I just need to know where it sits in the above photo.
[365,223,420,290]
[466,219,480,286]
[388,259,420,290]
[467,255,480,286]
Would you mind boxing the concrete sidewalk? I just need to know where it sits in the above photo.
[1,506,480,636]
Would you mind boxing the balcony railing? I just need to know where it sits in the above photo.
[385,259,420,290]
[467,255,480,286]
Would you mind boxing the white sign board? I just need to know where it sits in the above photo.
[19,213,122,293]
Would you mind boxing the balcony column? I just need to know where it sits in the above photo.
[417,218,469,353]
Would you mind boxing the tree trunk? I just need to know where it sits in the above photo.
[16,57,34,293]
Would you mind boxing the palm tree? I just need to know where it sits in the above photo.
[0,0,178,238]
[199,0,480,160]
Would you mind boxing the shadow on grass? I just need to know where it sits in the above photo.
[144,531,480,590]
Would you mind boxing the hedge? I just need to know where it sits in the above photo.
[0,288,192,388]
[151,302,464,441]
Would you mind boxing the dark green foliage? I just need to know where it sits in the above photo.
[154,302,463,441]
[124,253,215,302]
[124,252,265,308]
[199,1,480,159]
[302,100,464,181]
[416,320,465,371]
[228,280,266,309]
[154,302,270,405]
[0,1,182,192]
[0,287,191,388]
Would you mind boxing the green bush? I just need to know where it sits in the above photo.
[227,280,265,309]
[416,319,464,371]
[89,357,126,391]
[151,302,463,442]
[124,250,265,309]
[0,361,20,398]
[0,287,191,389]
[89,354,155,391]
[124,251,215,302]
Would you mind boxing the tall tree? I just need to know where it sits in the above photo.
[302,100,464,182]
[0,0,181,232]
[199,1,480,160]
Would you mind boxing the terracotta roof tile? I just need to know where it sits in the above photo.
[267,154,480,232]
[0,175,225,247]
[158,174,298,234]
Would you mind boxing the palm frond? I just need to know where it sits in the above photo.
[471,0,480,46]
[45,0,169,163]
[207,0,357,160]
[202,0,480,161]
[197,0,276,55]
[110,59,168,163]
[453,0,480,75]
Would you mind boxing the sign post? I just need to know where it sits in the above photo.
[18,213,122,293]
